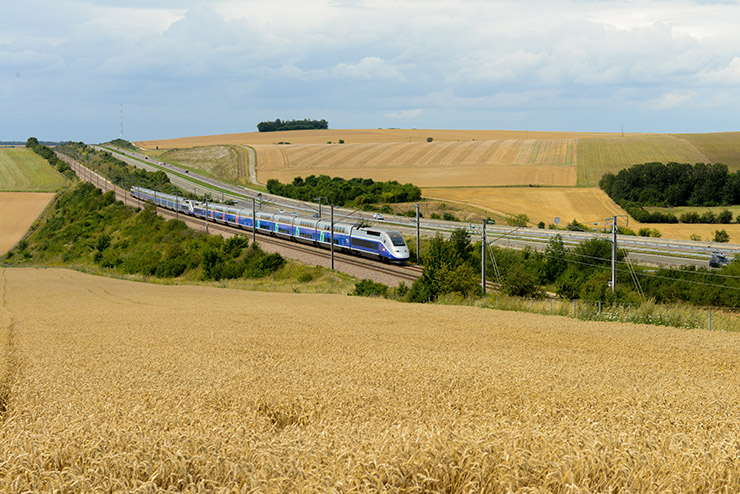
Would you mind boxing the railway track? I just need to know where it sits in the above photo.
[154,204,422,284]
[60,154,422,285]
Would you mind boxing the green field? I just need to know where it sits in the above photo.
[576,135,711,186]
[0,148,67,191]
[677,133,740,169]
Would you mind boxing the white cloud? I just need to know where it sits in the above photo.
[3,0,740,141]
[385,109,423,119]
[650,90,698,109]
[330,57,406,81]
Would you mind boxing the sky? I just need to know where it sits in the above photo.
[2,0,740,143]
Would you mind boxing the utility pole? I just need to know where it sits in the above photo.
[611,215,617,292]
[205,197,209,233]
[415,204,420,264]
[481,219,487,296]
[252,197,256,242]
[330,204,335,270]
[316,197,322,218]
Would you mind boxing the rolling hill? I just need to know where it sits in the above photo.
[135,130,740,240]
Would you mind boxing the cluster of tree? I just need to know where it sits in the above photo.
[352,230,740,308]
[625,205,739,225]
[106,138,138,151]
[3,182,285,282]
[266,175,422,207]
[26,137,75,179]
[600,162,740,208]
[491,236,740,306]
[407,230,480,302]
[57,141,186,196]
[257,119,329,132]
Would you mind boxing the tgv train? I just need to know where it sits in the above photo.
[130,186,410,262]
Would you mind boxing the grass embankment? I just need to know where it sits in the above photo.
[3,267,740,491]
[0,148,68,192]
[141,145,247,186]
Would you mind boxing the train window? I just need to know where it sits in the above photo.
[388,232,406,246]
[351,237,377,249]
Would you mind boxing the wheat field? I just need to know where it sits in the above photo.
[3,267,740,491]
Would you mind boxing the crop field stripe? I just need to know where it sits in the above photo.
[0,149,67,192]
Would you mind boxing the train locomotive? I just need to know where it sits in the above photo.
[130,186,410,262]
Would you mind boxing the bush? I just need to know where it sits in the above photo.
[507,213,529,227]
[714,229,730,243]
[352,279,388,297]
[718,209,733,224]
[502,263,540,297]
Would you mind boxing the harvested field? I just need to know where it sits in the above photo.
[3,267,740,491]
[0,193,54,254]
[0,148,66,192]
[136,128,615,148]
[424,187,626,226]
[254,140,577,187]
[424,186,740,240]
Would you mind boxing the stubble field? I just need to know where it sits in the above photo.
[3,267,740,491]
[0,193,55,254]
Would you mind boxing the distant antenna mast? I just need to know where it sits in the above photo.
[120,104,124,139]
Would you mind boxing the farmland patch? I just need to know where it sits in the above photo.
[0,193,55,254]
[576,135,710,186]
[0,148,67,192]
[423,187,625,226]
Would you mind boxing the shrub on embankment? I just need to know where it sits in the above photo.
[3,181,284,281]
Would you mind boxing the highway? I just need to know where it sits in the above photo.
[96,145,740,269]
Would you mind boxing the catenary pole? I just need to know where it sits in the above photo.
[252,197,256,242]
[415,204,420,264]
[330,204,335,270]
[482,219,487,296]
[611,215,617,292]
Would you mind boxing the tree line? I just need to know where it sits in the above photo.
[57,141,188,197]
[26,137,76,179]
[257,118,329,132]
[266,175,422,207]
[600,162,740,223]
